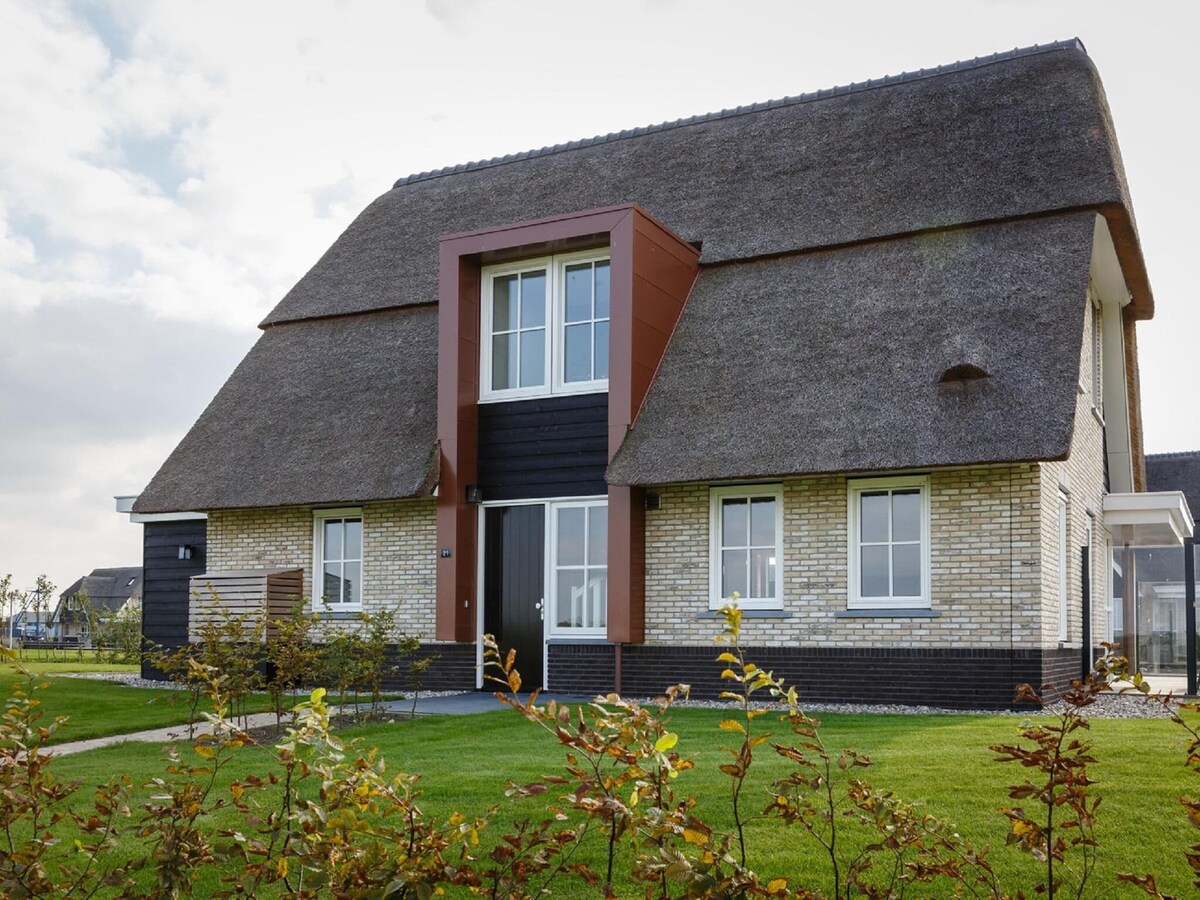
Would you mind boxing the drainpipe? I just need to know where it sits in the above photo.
[1081,545,1091,680]
[1186,537,1196,696]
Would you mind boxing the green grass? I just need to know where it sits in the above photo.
[1,648,139,674]
[31,704,1200,897]
[3,675,277,744]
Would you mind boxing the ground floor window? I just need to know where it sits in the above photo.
[314,508,362,610]
[710,484,783,609]
[549,500,607,636]
[847,475,930,609]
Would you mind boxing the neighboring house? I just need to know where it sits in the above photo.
[1114,452,1200,676]
[133,39,1193,708]
[53,567,142,643]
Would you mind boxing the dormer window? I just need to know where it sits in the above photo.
[480,250,610,401]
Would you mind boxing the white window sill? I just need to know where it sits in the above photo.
[697,609,792,619]
[836,608,940,618]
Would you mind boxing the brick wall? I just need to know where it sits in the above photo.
[1038,288,1109,658]
[643,463,1043,650]
[206,499,441,641]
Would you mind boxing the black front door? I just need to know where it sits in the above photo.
[483,505,545,690]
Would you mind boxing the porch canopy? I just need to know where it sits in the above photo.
[1104,491,1195,547]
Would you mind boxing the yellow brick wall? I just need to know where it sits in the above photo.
[205,499,438,638]
[1038,288,1109,648]
[644,464,1044,649]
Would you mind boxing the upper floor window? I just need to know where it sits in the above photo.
[847,475,930,609]
[480,250,610,401]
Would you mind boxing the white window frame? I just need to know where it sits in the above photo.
[548,499,608,639]
[479,249,611,402]
[709,484,784,610]
[313,507,364,612]
[1057,492,1069,640]
[847,475,931,610]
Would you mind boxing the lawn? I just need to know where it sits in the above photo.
[1,647,139,674]
[26,700,1200,897]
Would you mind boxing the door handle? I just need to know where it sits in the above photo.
[536,598,544,621]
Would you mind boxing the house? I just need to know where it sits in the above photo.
[53,567,142,644]
[133,39,1194,708]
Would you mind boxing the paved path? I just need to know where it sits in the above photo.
[46,692,591,757]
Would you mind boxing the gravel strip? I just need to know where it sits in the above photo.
[58,672,469,701]
[639,690,1190,720]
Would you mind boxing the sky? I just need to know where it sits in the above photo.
[1,0,1198,599]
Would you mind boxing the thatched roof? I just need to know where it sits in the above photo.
[134,307,438,512]
[608,213,1094,484]
[263,39,1148,327]
[137,40,1149,512]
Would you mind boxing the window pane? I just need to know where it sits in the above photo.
[564,323,592,383]
[323,563,343,603]
[520,271,545,327]
[557,506,585,566]
[587,571,608,627]
[493,275,516,330]
[594,260,610,318]
[892,544,920,597]
[343,561,360,606]
[721,498,748,547]
[556,569,585,627]
[323,521,342,561]
[860,545,889,597]
[750,497,776,547]
[860,492,889,543]
[749,548,776,599]
[492,332,516,390]
[344,519,362,560]
[588,505,607,565]
[518,329,545,388]
[594,321,609,380]
[565,264,592,323]
[722,548,748,600]
[892,490,921,542]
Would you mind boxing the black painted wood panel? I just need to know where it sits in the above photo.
[141,519,207,678]
[478,393,607,501]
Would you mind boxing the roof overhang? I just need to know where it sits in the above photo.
[1104,491,1195,547]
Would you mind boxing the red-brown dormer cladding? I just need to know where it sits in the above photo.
[436,205,699,643]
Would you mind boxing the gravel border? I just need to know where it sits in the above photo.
[58,673,1189,719]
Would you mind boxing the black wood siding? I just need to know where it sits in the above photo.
[477,393,608,501]
[141,518,207,679]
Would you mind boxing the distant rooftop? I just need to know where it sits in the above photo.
[393,38,1086,189]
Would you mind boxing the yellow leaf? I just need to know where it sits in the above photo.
[720,668,738,680]
[630,788,639,807]
[767,877,788,894]
[718,719,747,734]
[655,732,678,752]
[310,687,326,704]
[193,743,216,760]
[277,858,288,878]
[683,827,709,846]
[716,652,738,664]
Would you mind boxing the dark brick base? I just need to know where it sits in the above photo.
[546,643,1089,710]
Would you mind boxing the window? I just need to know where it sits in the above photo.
[314,508,362,610]
[549,500,607,636]
[710,485,783,609]
[480,250,610,400]
[848,476,930,609]
[1057,492,1069,640]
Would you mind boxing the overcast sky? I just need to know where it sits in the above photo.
[2,0,1198,598]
